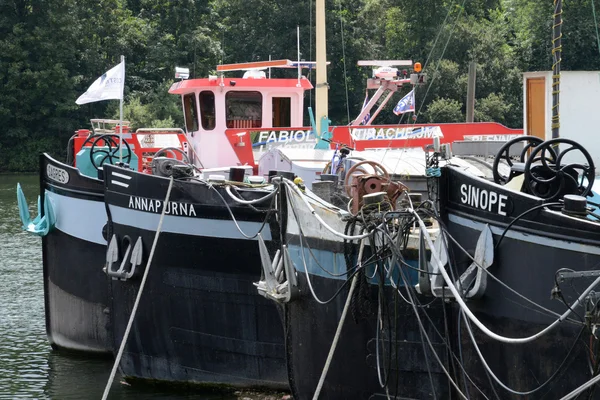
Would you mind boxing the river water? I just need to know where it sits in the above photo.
[0,174,285,400]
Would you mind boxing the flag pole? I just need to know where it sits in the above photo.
[119,55,125,163]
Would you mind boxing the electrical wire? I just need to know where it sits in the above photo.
[374,220,489,398]
[180,176,276,240]
[494,202,562,250]
[418,208,583,324]
[411,209,600,344]
[283,179,376,240]
[225,184,277,205]
[462,308,587,396]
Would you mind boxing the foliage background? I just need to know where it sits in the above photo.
[1,0,598,171]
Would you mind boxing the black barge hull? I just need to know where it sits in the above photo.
[40,154,112,354]
[443,166,600,399]
[104,165,288,389]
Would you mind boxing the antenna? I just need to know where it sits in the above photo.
[297,25,301,87]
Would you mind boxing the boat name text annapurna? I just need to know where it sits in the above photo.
[128,196,197,217]
[460,184,508,216]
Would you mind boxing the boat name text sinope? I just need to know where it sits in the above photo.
[460,184,508,216]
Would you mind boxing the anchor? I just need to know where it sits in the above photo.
[254,233,298,303]
[16,183,55,236]
[417,225,494,299]
[104,235,143,281]
[455,224,494,299]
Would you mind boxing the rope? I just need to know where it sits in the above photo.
[412,209,600,344]
[426,167,441,177]
[381,0,467,170]
[312,240,366,400]
[224,185,277,205]
[592,0,600,56]
[560,372,600,400]
[337,0,350,124]
[283,179,374,240]
[101,176,175,400]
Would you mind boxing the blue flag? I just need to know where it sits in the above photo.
[393,89,415,115]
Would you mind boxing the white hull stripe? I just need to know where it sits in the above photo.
[448,213,600,256]
[111,180,130,188]
[109,205,272,241]
[111,172,132,180]
[46,191,107,245]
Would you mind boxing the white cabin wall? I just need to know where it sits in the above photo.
[524,71,600,171]
[188,88,241,169]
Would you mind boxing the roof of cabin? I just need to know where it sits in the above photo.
[169,77,313,94]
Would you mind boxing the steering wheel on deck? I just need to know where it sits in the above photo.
[153,147,190,163]
[524,138,595,200]
[492,136,555,185]
[89,134,132,170]
[344,160,390,196]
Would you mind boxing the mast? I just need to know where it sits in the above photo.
[315,0,329,145]
[551,0,562,139]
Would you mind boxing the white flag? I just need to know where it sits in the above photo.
[76,61,125,105]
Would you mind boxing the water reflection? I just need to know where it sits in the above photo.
[0,175,286,399]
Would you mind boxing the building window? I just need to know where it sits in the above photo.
[183,94,198,132]
[199,91,216,130]
[226,91,262,129]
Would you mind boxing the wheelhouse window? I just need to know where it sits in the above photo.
[183,94,199,132]
[272,97,291,127]
[199,91,216,130]
[226,91,262,129]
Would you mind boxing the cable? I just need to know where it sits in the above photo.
[390,260,491,399]
[494,202,562,250]
[462,308,586,396]
[181,176,275,240]
[101,176,174,400]
[393,249,469,400]
[283,179,376,240]
[412,209,600,344]
[225,185,277,205]
[337,0,350,125]
[312,240,366,400]
[290,192,369,305]
[418,208,583,324]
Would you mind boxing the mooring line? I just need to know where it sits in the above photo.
[101,175,175,400]
[312,239,366,400]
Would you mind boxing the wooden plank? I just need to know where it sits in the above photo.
[216,59,293,72]
[527,77,546,140]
